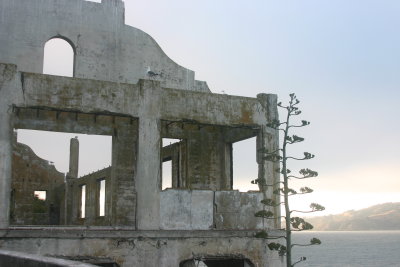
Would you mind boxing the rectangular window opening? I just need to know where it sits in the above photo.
[80,185,86,219]
[34,190,47,201]
[12,128,111,224]
[232,137,259,192]
[162,138,181,147]
[162,159,172,190]
[161,138,181,190]
[98,179,106,217]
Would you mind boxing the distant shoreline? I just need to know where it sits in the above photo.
[302,202,400,231]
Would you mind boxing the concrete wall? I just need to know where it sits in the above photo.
[0,230,285,267]
[0,249,98,267]
[161,126,237,191]
[160,190,268,230]
[0,1,282,265]
[0,0,209,92]
[1,64,279,228]
[68,167,111,226]
[0,63,281,265]
[11,142,65,225]
[160,190,214,230]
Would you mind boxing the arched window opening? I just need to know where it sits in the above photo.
[43,38,75,77]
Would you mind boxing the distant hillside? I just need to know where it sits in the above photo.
[306,202,400,231]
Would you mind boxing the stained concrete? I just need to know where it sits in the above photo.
[0,0,283,265]
[11,142,65,225]
[0,229,286,267]
[0,63,282,266]
[0,0,209,92]
[0,249,99,267]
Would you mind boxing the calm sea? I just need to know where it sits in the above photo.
[291,231,400,267]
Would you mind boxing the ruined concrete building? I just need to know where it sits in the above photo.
[0,0,283,266]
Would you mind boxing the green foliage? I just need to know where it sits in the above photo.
[291,217,314,230]
[254,94,324,267]
[261,198,277,206]
[268,242,287,256]
[310,203,325,211]
[255,210,274,218]
[310,238,321,245]
[299,187,313,194]
[255,230,269,238]
[299,168,318,178]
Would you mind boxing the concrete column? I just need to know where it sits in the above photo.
[135,80,162,230]
[0,64,19,228]
[64,137,79,224]
[110,122,137,226]
[222,142,233,190]
[68,137,79,178]
[0,111,12,228]
[256,93,280,229]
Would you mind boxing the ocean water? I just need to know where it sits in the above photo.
[291,231,400,267]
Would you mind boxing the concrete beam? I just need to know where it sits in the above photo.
[17,71,271,127]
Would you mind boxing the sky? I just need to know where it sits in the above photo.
[18,0,400,216]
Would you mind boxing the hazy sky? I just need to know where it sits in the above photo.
[124,0,400,215]
[19,0,400,216]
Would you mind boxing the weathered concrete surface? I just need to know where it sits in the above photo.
[68,137,79,179]
[109,118,137,226]
[0,63,280,228]
[0,0,209,92]
[15,70,272,127]
[0,249,98,267]
[0,229,285,267]
[256,94,281,228]
[214,191,266,230]
[135,80,162,230]
[68,167,112,226]
[160,190,214,230]
[160,190,269,231]
[11,142,65,225]
[0,1,282,263]
[0,64,22,228]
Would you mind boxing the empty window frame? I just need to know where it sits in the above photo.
[80,185,86,219]
[34,190,47,201]
[161,138,180,190]
[98,179,106,216]
[162,159,172,190]
[232,137,259,192]
[43,37,75,77]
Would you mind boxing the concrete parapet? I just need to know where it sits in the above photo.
[0,249,98,267]
[160,189,267,230]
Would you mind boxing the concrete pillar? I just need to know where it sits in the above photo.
[68,137,79,178]
[110,122,137,226]
[0,64,19,228]
[64,137,79,224]
[0,111,12,228]
[135,80,162,230]
[256,93,280,229]
[222,142,233,190]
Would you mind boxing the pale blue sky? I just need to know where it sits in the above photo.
[20,0,400,216]
[126,0,400,214]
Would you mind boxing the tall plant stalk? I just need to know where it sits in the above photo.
[254,94,324,267]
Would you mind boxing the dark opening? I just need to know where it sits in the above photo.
[180,258,255,267]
